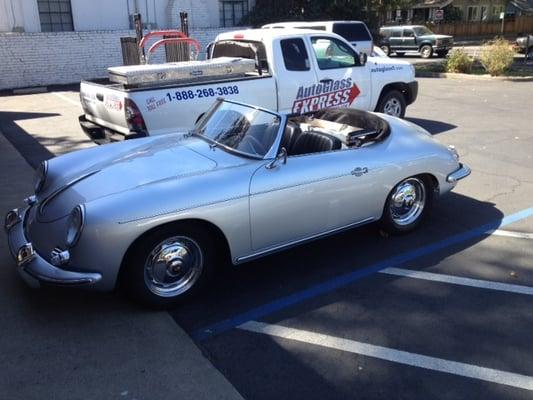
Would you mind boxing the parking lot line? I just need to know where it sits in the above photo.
[193,206,533,341]
[239,321,533,391]
[52,92,81,107]
[380,267,533,295]
[490,229,533,240]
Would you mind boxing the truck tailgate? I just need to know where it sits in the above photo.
[80,81,129,135]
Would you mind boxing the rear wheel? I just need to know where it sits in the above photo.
[377,90,406,118]
[380,45,391,56]
[380,176,432,234]
[420,44,433,58]
[123,223,216,308]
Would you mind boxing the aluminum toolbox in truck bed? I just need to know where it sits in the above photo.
[108,57,256,86]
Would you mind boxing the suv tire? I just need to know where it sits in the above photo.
[420,44,433,58]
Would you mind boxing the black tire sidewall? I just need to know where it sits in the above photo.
[123,223,216,308]
[380,176,433,234]
[381,45,391,56]
[378,90,406,118]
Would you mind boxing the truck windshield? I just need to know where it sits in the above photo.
[194,101,281,158]
[413,26,434,36]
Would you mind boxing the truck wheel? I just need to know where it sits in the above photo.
[380,176,432,234]
[123,222,216,308]
[420,45,433,58]
[377,90,406,118]
[380,45,391,56]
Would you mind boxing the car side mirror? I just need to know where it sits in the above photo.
[359,52,367,66]
[266,147,287,169]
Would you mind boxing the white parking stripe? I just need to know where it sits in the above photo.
[380,267,533,296]
[490,229,533,240]
[52,92,81,107]
[239,321,533,391]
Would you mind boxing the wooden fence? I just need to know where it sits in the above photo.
[431,15,533,37]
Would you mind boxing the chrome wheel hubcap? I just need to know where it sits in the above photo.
[422,47,431,57]
[144,236,203,297]
[383,98,402,116]
[389,178,426,226]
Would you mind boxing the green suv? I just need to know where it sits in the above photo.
[379,25,453,58]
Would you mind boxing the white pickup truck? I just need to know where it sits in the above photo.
[79,28,418,141]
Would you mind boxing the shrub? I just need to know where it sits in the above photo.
[480,39,515,76]
[446,48,473,73]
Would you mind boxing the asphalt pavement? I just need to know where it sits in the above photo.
[0,92,244,400]
[1,77,533,399]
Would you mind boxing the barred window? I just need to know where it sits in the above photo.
[220,1,249,27]
[38,0,74,32]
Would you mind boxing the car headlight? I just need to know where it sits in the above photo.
[34,160,48,194]
[66,205,85,248]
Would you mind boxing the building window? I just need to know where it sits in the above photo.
[467,6,479,21]
[220,1,249,27]
[38,0,74,32]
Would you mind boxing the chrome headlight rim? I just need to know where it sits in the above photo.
[66,205,85,248]
[34,160,48,194]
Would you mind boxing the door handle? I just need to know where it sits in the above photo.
[320,78,333,84]
[351,167,368,177]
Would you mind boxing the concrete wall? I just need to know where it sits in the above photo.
[0,0,40,32]
[0,27,235,90]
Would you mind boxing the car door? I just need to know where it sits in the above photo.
[402,28,417,51]
[249,144,382,252]
[305,35,371,112]
[275,37,320,114]
[389,28,403,51]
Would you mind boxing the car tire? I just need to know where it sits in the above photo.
[377,90,406,118]
[380,176,433,234]
[123,222,216,308]
[420,44,433,58]
[380,45,391,56]
[436,50,448,58]
[395,51,405,57]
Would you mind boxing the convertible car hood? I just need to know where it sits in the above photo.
[38,135,223,221]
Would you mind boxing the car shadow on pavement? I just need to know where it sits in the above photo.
[406,117,457,135]
[0,111,57,168]
[170,193,504,334]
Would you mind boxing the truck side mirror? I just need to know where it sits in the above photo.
[359,52,368,66]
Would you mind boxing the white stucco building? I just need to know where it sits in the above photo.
[0,0,254,32]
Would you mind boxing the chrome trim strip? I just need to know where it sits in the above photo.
[447,163,471,183]
[235,217,375,264]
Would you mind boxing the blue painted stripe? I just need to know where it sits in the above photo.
[193,207,533,341]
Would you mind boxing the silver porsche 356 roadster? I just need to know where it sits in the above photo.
[5,99,470,307]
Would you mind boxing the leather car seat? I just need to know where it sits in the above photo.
[290,131,342,155]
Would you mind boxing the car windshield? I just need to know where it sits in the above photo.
[194,100,281,158]
[413,26,434,36]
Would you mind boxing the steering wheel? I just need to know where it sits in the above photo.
[241,135,266,155]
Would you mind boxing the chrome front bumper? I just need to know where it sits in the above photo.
[447,163,471,183]
[4,207,102,288]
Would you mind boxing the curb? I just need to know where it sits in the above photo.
[416,71,533,81]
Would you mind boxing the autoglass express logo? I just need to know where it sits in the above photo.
[292,78,361,114]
